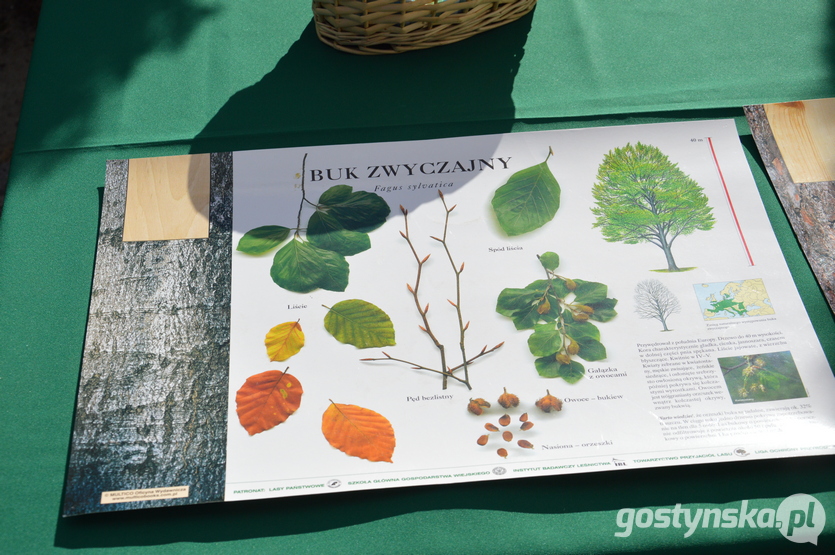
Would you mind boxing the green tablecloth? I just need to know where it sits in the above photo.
[2,1,834,552]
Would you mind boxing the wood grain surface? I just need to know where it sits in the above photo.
[763,98,835,184]
[123,154,211,241]
[745,103,835,315]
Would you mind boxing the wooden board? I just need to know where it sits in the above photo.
[123,154,211,241]
[745,103,835,315]
[763,98,835,183]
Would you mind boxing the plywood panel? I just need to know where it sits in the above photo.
[123,154,211,241]
[763,98,835,183]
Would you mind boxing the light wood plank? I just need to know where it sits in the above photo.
[123,154,211,241]
[745,104,835,315]
[763,98,835,183]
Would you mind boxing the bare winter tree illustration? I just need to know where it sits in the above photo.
[634,279,681,331]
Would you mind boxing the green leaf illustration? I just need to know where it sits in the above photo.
[324,299,396,349]
[760,371,789,390]
[558,360,586,383]
[318,185,391,232]
[538,251,560,271]
[534,355,561,378]
[270,239,349,293]
[307,211,371,256]
[242,158,392,294]
[496,287,538,317]
[496,279,572,330]
[573,280,609,304]
[491,152,560,236]
[531,278,570,300]
[237,225,291,255]
[576,337,607,362]
[588,297,619,322]
[534,356,584,382]
[496,287,542,329]
[496,251,616,384]
[565,317,601,342]
[527,323,563,358]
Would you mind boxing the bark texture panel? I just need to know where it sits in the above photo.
[63,153,233,516]
[745,105,835,315]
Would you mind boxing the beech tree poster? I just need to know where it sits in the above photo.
[64,120,835,515]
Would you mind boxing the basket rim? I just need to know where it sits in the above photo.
[313,0,538,55]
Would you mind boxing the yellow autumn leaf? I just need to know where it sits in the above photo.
[265,321,305,361]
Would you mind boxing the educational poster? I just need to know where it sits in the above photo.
[64,120,835,515]
[223,120,835,502]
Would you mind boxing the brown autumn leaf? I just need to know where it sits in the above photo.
[322,402,396,463]
[236,369,303,435]
[265,320,305,362]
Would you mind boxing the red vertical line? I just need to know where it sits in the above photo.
[707,137,754,266]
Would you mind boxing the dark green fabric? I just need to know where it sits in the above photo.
[15,1,835,156]
[2,1,835,552]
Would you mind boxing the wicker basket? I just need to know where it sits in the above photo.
[313,0,538,55]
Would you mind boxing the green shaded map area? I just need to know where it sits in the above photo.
[695,279,775,320]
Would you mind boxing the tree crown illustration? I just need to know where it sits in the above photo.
[591,142,715,272]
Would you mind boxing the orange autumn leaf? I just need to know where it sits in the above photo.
[236,369,303,435]
[321,402,395,463]
[265,321,305,362]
